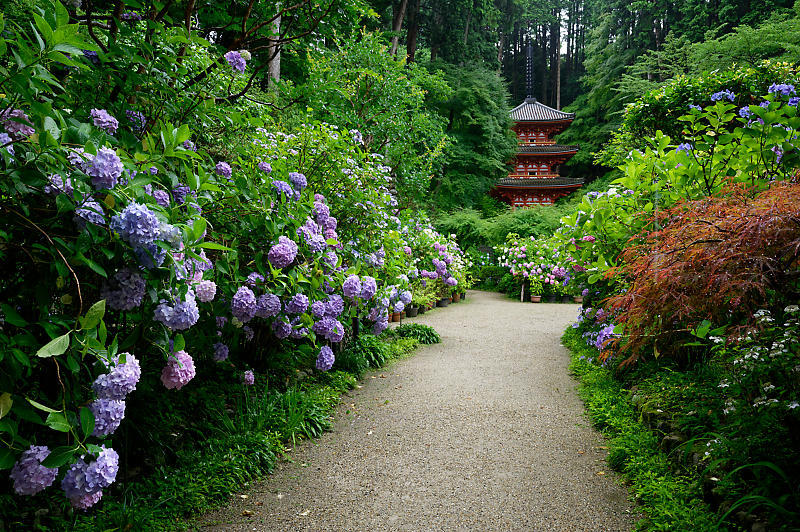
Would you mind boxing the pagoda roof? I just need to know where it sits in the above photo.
[510,98,575,122]
[497,177,584,188]
[517,144,579,155]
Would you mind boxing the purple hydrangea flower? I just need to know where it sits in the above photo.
[789,97,800,106]
[1,108,35,138]
[738,106,752,118]
[399,290,412,305]
[322,217,337,231]
[90,109,119,135]
[768,83,796,96]
[216,316,228,328]
[67,147,93,171]
[311,300,327,318]
[255,293,281,318]
[150,188,170,207]
[0,132,14,158]
[243,370,255,385]
[110,202,161,246]
[258,161,272,173]
[121,11,142,21]
[316,346,334,371]
[154,290,200,331]
[224,50,247,73]
[44,174,73,196]
[272,317,292,339]
[83,49,100,64]
[172,185,192,205]
[325,295,344,317]
[289,172,307,190]
[445,277,458,286]
[268,236,298,269]
[9,445,58,496]
[342,275,361,300]
[195,280,217,302]
[231,286,257,323]
[243,325,254,341]
[87,147,123,190]
[126,109,146,133]
[89,399,126,437]
[710,89,735,102]
[313,202,330,224]
[92,353,141,400]
[182,140,196,151]
[689,104,702,111]
[133,243,166,269]
[62,446,119,508]
[314,193,326,203]
[360,277,377,300]
[160,350,196,390]
[676,143,693,154]
[373,318,389,335]
[246,272,264,287]
[86,446,119,491]
[215,161,232,178]
[286,293,309,315]
[394,301,405,313]
[101,268,146,311]
[272,180,295,200]
[213,342,229,361]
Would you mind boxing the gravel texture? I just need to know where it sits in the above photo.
[198,290,638,531]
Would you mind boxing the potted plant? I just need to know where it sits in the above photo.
[529,278,543,303]
[543,281,558,303]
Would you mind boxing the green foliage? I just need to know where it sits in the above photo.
[393,323,441,344]
[563,328,719,530]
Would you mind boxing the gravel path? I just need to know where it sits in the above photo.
[198,290,638,531]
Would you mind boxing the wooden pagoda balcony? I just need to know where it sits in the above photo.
[506,174,562,180]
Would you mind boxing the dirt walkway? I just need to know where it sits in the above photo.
[198,290,638,531]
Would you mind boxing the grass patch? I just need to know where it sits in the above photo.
[563,327,721,531]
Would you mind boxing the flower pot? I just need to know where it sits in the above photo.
[438,298,450,307]
[460,292,466,300]
[546,295,558,303]
[452,293,461,303]
[573,296,584,304]
[530,295,542,303]
[561,295,573,304]
[391,312,401,322]
[407,306,419,318]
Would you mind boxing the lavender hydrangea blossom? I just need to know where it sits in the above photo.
[286,294,309,315]
[9,445,58,495]
[0,132,14,158]
[246,272,264,287]
[133,243,166,269]
[399,290,412,305]
[272,180,295,200]
[1,108,35,138]
[110,202,160,246]
[710,89,735,102]
[231,286,257,323]
[272,317,292,339]
[101,268,146,311]
[268,236,298,269]
[87,147,123,189]
[160,350,196,389]
[195,280,217,302]
[311,300,327,318]
[325,295,344,317]
[360,277,377,300]
[224,50,247,73]
[213,342,229,361]
[243,370,255,385]
[215,161,232,178]
[342,275,361,300]
[289,172,307,190]
[92,353,141,400]
[316,346,334,371]
[89,399,126,437]
[150,188,170,207]
[44,174,73,196]
[126,109,146,133]
[258,161,272,173]
[255,293,281,318]
[153,290,200,331]
[90,109,119,135]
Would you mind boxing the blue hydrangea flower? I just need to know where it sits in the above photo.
[133,243,166,269]
[231,286,257,323]
[101,268,145,311]
[243,369,255,385]
[272,317,292,339]
[89,399,126,437]
[92,353,141,400]
[311,300,327,318]
[215,161,232,178]
[9,445,58,496]
[272,180,295,200]
[87,147,123,189]
[255,293,281,318]
[360,277,377,300]
[90,109,119,135]
[213,342,229,362]
[224,50,246,73]
[676,143,693,154]
[268,236,298,269]
[195,280,217,302]
[313,202,330,224]
[738,106,752,118]
[710,89,735,102]
[126,109,146,133]
[768,83,796,96]
[246,272,264,287]
[289,172,307,190]
[342,275,361,300]
[399,290,412,305]
[286,293,309,315]
[258,161,272,173]
[110,203,160,246]
[316,346,334,371]
[44,174,73,196]
[154,290,200,331]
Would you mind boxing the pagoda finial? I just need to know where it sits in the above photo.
[525,39,534,101]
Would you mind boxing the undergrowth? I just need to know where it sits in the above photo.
[562,327,721,531]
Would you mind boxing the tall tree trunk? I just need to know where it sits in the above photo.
[497,31,505,69]
[463,1,473,46]
[268,12,281,87]
[390,0,409,56]
[406,0,420,62]
[556,50,561,109]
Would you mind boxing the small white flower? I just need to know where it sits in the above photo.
[788,402,799,409]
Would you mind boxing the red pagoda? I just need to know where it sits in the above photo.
[493,97,583,208]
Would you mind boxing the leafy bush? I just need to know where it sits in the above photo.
[394,324,441,345]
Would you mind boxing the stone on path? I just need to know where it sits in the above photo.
[198,290,638,531]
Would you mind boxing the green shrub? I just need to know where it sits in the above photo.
[394,323,441,345]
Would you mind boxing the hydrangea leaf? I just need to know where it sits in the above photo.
[0,448,15,470]
[80,299,106,330]
[40,445,78,468]
[0,393,12,420]
[45,411,71,432]
[35,332,70,358]
[79,407,94,439]
[1,304,28,327]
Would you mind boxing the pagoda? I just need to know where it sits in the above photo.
[492,98,583,207]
